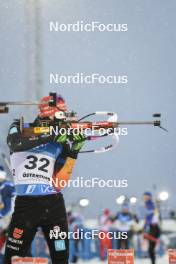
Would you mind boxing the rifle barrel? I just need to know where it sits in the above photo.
[117,121,157,125]
[0,102,39,106]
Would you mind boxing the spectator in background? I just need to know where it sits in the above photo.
[68,210,84,263]
[113,203,137,249]
[99,208,113,260]
[143,192,161,264]
[0,166,15,219]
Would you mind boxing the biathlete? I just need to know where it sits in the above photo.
[4,94,85,264]
[143,192,161,264]
[113,203,138,250]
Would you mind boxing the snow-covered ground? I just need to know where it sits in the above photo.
[78,255,168,264]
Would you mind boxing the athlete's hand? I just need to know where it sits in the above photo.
[55,134,68,144]
[71,133,86,153]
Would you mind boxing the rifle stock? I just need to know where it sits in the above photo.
[21,120,160,137]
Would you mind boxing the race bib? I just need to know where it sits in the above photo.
[10,152,55,186]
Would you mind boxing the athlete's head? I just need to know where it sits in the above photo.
[0,166,7,182]
[143,191,152,202]
[39,93,67,119]
[103,208,110,216]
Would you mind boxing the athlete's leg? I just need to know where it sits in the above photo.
[149,241,156,264]
[148,224,160,264]
[4,213,37,264]
[42,220,69,264]
[4,197,39,264]
[41,194,69,264]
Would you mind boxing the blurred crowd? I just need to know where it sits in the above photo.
[0,165,175,264]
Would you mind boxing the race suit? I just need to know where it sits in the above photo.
[4,119,77,264]
[144,199,161,264]
[99,213,113,260]
[114,212,134,249]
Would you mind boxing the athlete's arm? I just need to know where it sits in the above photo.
[53,133,85,189]
[7,121,54,152]
[54,158,76,189]
[53,144,77,189]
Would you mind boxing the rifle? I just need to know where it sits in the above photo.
[0,93,167,153]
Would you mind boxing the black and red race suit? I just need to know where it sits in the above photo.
[4,120,77,264]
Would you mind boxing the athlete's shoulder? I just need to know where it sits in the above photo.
[30,142,63,158]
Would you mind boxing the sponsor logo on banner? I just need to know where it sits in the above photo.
[13,228,24,239]
[168,249,176,264]
[12,257,49,264]
[108,249,134,264]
